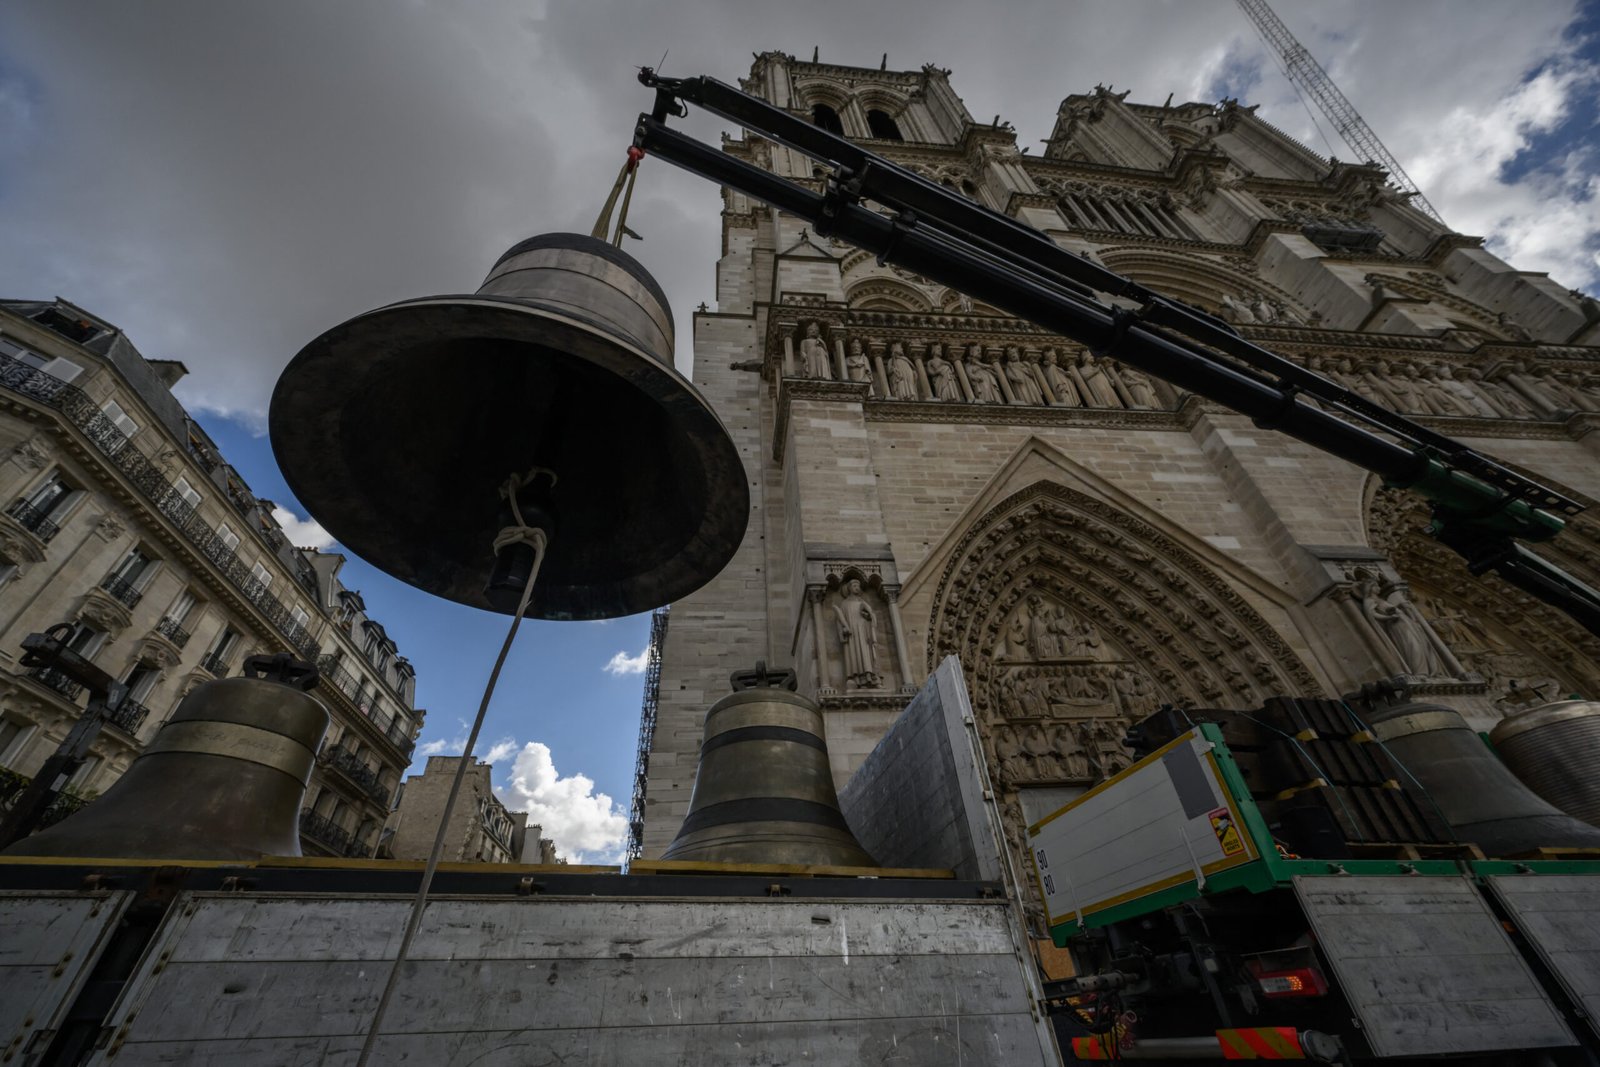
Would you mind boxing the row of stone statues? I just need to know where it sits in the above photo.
[1307,354,1599,420]
[990,718,1135,784]
[793,322,1167,409]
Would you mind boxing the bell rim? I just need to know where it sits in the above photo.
[269,295,749,620]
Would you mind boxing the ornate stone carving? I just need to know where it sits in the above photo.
[76,588,132,637]
[1040,348,1079,406]
[1349,568,1454,678]
[844,338,874,394]
[1077,352,1123,408]
[9,436,49,471]
[92,513,126,542]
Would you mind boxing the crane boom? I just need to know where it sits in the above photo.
[1235,0,1445,225]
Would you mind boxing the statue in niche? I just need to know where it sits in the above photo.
[886,341,918,400]
[965,345,1004,403]
[832,578,881,690]
[1003,346,1045,405]
[798,321,833,379]
[1025,594,1056,658]
[926,343,961,401]
[1548,368,1600,412]
[1120,366,1159,408]
[1078,352,1123,408]
[1040,348,1080,405]
[844,339,874,394]
[1354,570,1451,677]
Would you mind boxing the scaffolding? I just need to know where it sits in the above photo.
[624,605,669,862]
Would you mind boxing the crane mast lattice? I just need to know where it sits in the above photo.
[1235,0,1446,225]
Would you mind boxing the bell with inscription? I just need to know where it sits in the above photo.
[3,660,328,860]
[663,666,877,866]
[269,232,748,620]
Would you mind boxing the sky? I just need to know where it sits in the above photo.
[1,1,1596,862]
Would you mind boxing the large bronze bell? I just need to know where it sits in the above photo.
[1352,681,1600,856]
[2,668,328,860]
[269,232,748,620]
[663,667,876,866]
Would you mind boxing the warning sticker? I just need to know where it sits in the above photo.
[1209,807,1245,856]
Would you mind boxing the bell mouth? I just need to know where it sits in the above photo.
[269,296,748,620]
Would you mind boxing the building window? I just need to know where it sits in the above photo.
[68,754,100,791]
[109,546,157,588]
[866,109,903,141]
[31,306,103,345]
[169,476,202,520]
[249,561,274,590]
[101,399,140,440]
[0,717,35,768]
[0,336,84,383]
[11,470,83,537]
[203,627,241,674]
[122,662,161,703]
[290,606,310,632]
[217,523,241,553]
[811,103,844,136]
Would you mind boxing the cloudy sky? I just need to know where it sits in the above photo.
[2,1,1595,861]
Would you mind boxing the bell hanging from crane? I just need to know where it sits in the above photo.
[269,230,748,620]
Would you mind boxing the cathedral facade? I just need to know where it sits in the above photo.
[636,53,1600,860]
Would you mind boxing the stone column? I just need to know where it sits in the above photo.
[953,354,977,402]
[808,587,835,695]
[869,342,890,400]
[991,347,1019,405]
[1031,350,1060,406]
[833,338,848,383]
[884,586,917,691]
[781,333,797,378]
[913,348,934,399]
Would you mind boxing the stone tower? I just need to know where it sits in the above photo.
[635,52,1600,860]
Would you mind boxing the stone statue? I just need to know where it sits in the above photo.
[887,341,918,400]
[965,345,1004,403]
[832,578,881,689]
[1025,595,1055,658]
[844,339,874,394]
[1220,293,1256,324]
[1003,347,1045,405]
[1114,669,1156,714]
[992,725,1026,785]
[1121,367,1158,408]
[1496,311,1534,341]
[1432,363,1497,417]
[1377,360,1423,412]
[1248,293,1279,324]
[1021,723,1058,779]
[1358,575,1450,677]
[1463,366,1533,417]
[1040,348,1080,406]
[798,321,833,379]
[926,343,961,401]
[1078,352,1123,408]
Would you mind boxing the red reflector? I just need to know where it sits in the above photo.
[1252,966,1327,998]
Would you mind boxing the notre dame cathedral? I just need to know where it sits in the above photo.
[636,52,1600,860]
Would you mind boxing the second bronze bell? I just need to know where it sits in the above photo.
[662,668,876,867]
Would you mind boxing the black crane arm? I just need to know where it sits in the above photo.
[633,70,1600,639]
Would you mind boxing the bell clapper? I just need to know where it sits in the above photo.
[356,472,553,1067]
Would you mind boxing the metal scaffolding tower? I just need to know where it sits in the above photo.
[1235,0,1445,225]
[625,605,670,862]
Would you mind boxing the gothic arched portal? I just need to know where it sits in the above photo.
[1365,480,1600,709]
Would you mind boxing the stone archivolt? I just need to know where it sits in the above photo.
[1366,483,1600,710]
[927,482,1321,777]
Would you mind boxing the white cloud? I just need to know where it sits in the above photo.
[413,734,464,759]
[498,741,628,863]
[271,505,335,550]
[480,737,520,764]
[603,647,649,675]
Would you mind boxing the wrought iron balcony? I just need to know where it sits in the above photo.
[324,744,390,805]
[29,666,84,701]
[100,573,144,608]
[299,808,351,854]
[6,499,60,542]
[0,349,321,661]
[199,651,231,676]
[105,699,150,736]
[155,616,191,648]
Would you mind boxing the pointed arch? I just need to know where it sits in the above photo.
[1365,477,1600,704]
[1096,247,1304,320]
[927,479,1323,724]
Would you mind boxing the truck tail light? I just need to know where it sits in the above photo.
[1247,961,1328,998]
